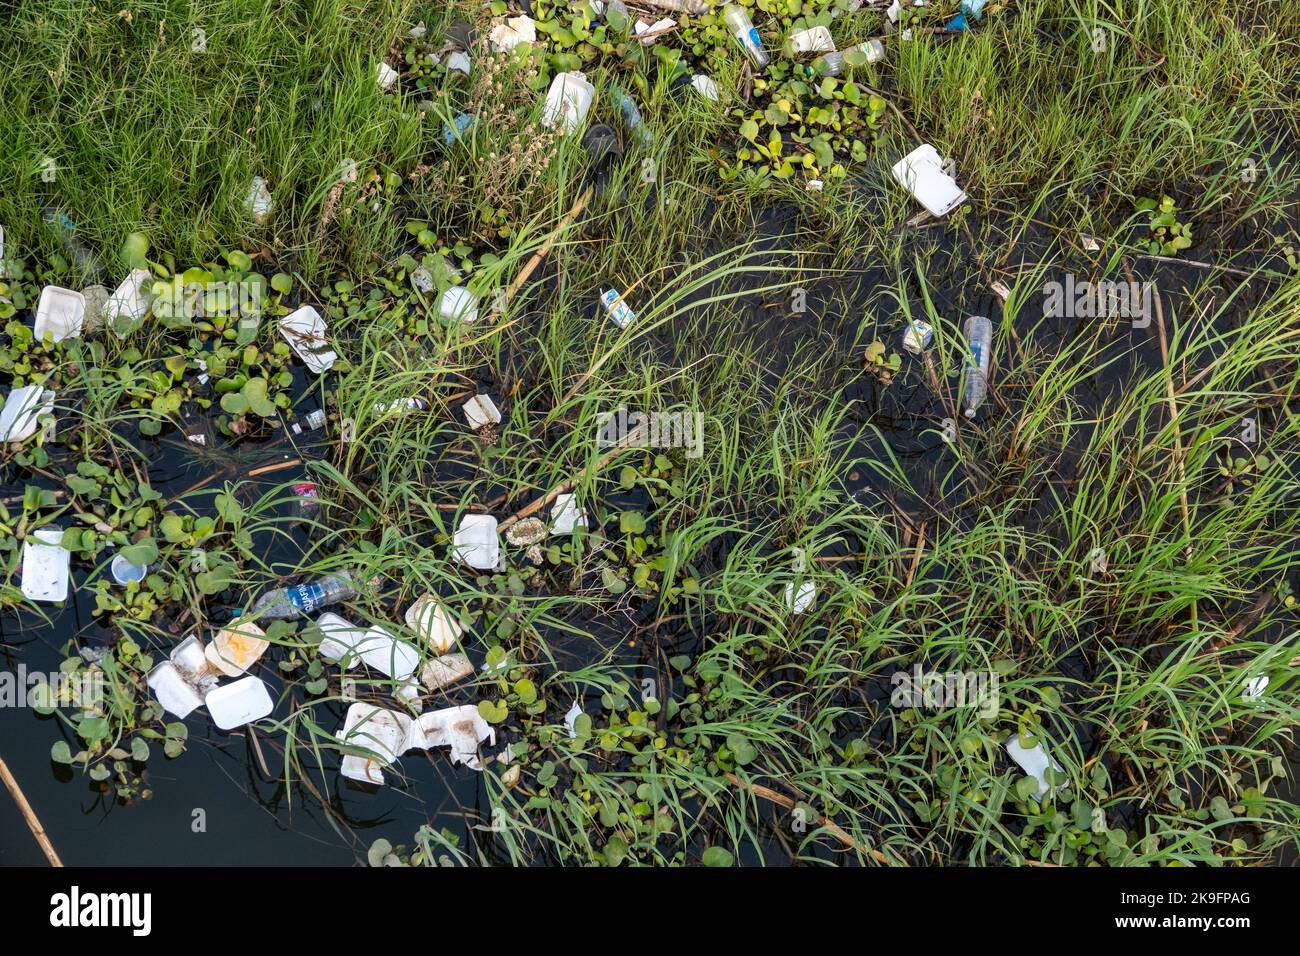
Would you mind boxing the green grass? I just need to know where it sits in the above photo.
[1,0,1299,867]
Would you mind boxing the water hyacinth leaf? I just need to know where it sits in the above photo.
[701,846,734,867]
[51,740,73,764]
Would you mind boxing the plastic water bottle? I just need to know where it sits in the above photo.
[289,408,327,436]
[722,5,769,68]
[609,83,654,149]
[962,316,992,418]
[251,571,357,620]
[40,203,104,280]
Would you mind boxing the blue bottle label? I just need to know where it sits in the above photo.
[289,582,326,613]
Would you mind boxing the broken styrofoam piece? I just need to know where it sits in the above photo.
[1079,233,1101,252]
[454,514,500,570]
[410,705,495,770]
[81,284,110,332]
[1243,675,1269,700]
[462,393,501,430]
[205,620,269,677]
[488,15,536,51]
[438,285,479,324]
[564,702,584,739]
[445,50,471,74]
[170,635,216,690]
[315,611,365,669]
[785,580,816,614]
[1005,735,1064,802]
[891,144,967,219]
[376,61,400,91]
[147,662,205,719]
[244,176,274,223]
[339,703,412,785]
[411,266,434,293]
[104,268,152,334]
[21,527,69,603]
[280,306,338,374]
[691,74,719,101]
[550,493,587,535]
[420,653,475,692]
[785,25,835,55]
[34,286,87,343]
[542,71,596,134]
[354,625,421,681]
[206,675,274,730]
[404,594,463,653]
[0,385,56,443]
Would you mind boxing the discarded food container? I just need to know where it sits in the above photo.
[488,15,536,51]
[439,285,479,323]
[339,703,411,784]
[294,482,320,519]
[420,653,474,691]
[442,112,475,144]
[355,625,421,681]
[376,61,400,91]
[784,25,835,56]
[21,527,69,603]
[252,571,358,620]
[280,305,338,374]
[0,385,55,443]
[961,315,992,418]
[891,144,967,218]
[80,284,110,332]
[600,287,635,328]
[405,594,464,652]
[462,393,501,430]
[785,580,816,614]
[454,514,500,570]
[170,635,215,689]
[691,74,719,101]
[410,704,495,770]
[110,553,148,586]
[722,4,769,68]
[315,611,365,667]
[505,517,547,547]
[205,619,269,676]
[634,18,677,42]
[901,318,933,354]
[541,71,596,134]
[1005,734,1063,802]
[34,286,87,343]
[206,676,275,730]
[147,661,205,719]
[551,493,587,534]
[244,176,274,223]
[105,268,153,336]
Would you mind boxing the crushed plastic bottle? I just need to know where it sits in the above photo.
[251,571,357,620]
[608,83,654,149]
[40,204,103,280]
[961,315,992,418]
[722,5,769,68]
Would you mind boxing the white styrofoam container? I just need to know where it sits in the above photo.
[280,306,337,374]
[404,594,463,653]
[21,527,69,603]
[205,620,269,677]
[147,661,205,719]
[376,61,400,91]
[0,385,55,443]
[338,703,411,785]
[205,676,275,730]
[410,704,495,769]
[784,580,816,614]
[354,625,421,681]
[541,71,595,134]
[244,176,273,222]
[891,144,967,218]
[454,514,500,570]
[105,268,153,335]
[34,286,87,343]
[315,611,365,669]
[1005,735,1064,802]
[438,285,478,324]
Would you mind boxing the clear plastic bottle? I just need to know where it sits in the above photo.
[290,408,328,436]
[722,5,769,68]
[251,571,357,620]
[40,204,104,280]
[962,315,993,418]
[609,83,654,149]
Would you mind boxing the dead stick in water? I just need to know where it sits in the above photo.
[723,772,897,865]
[0,754,63,866]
